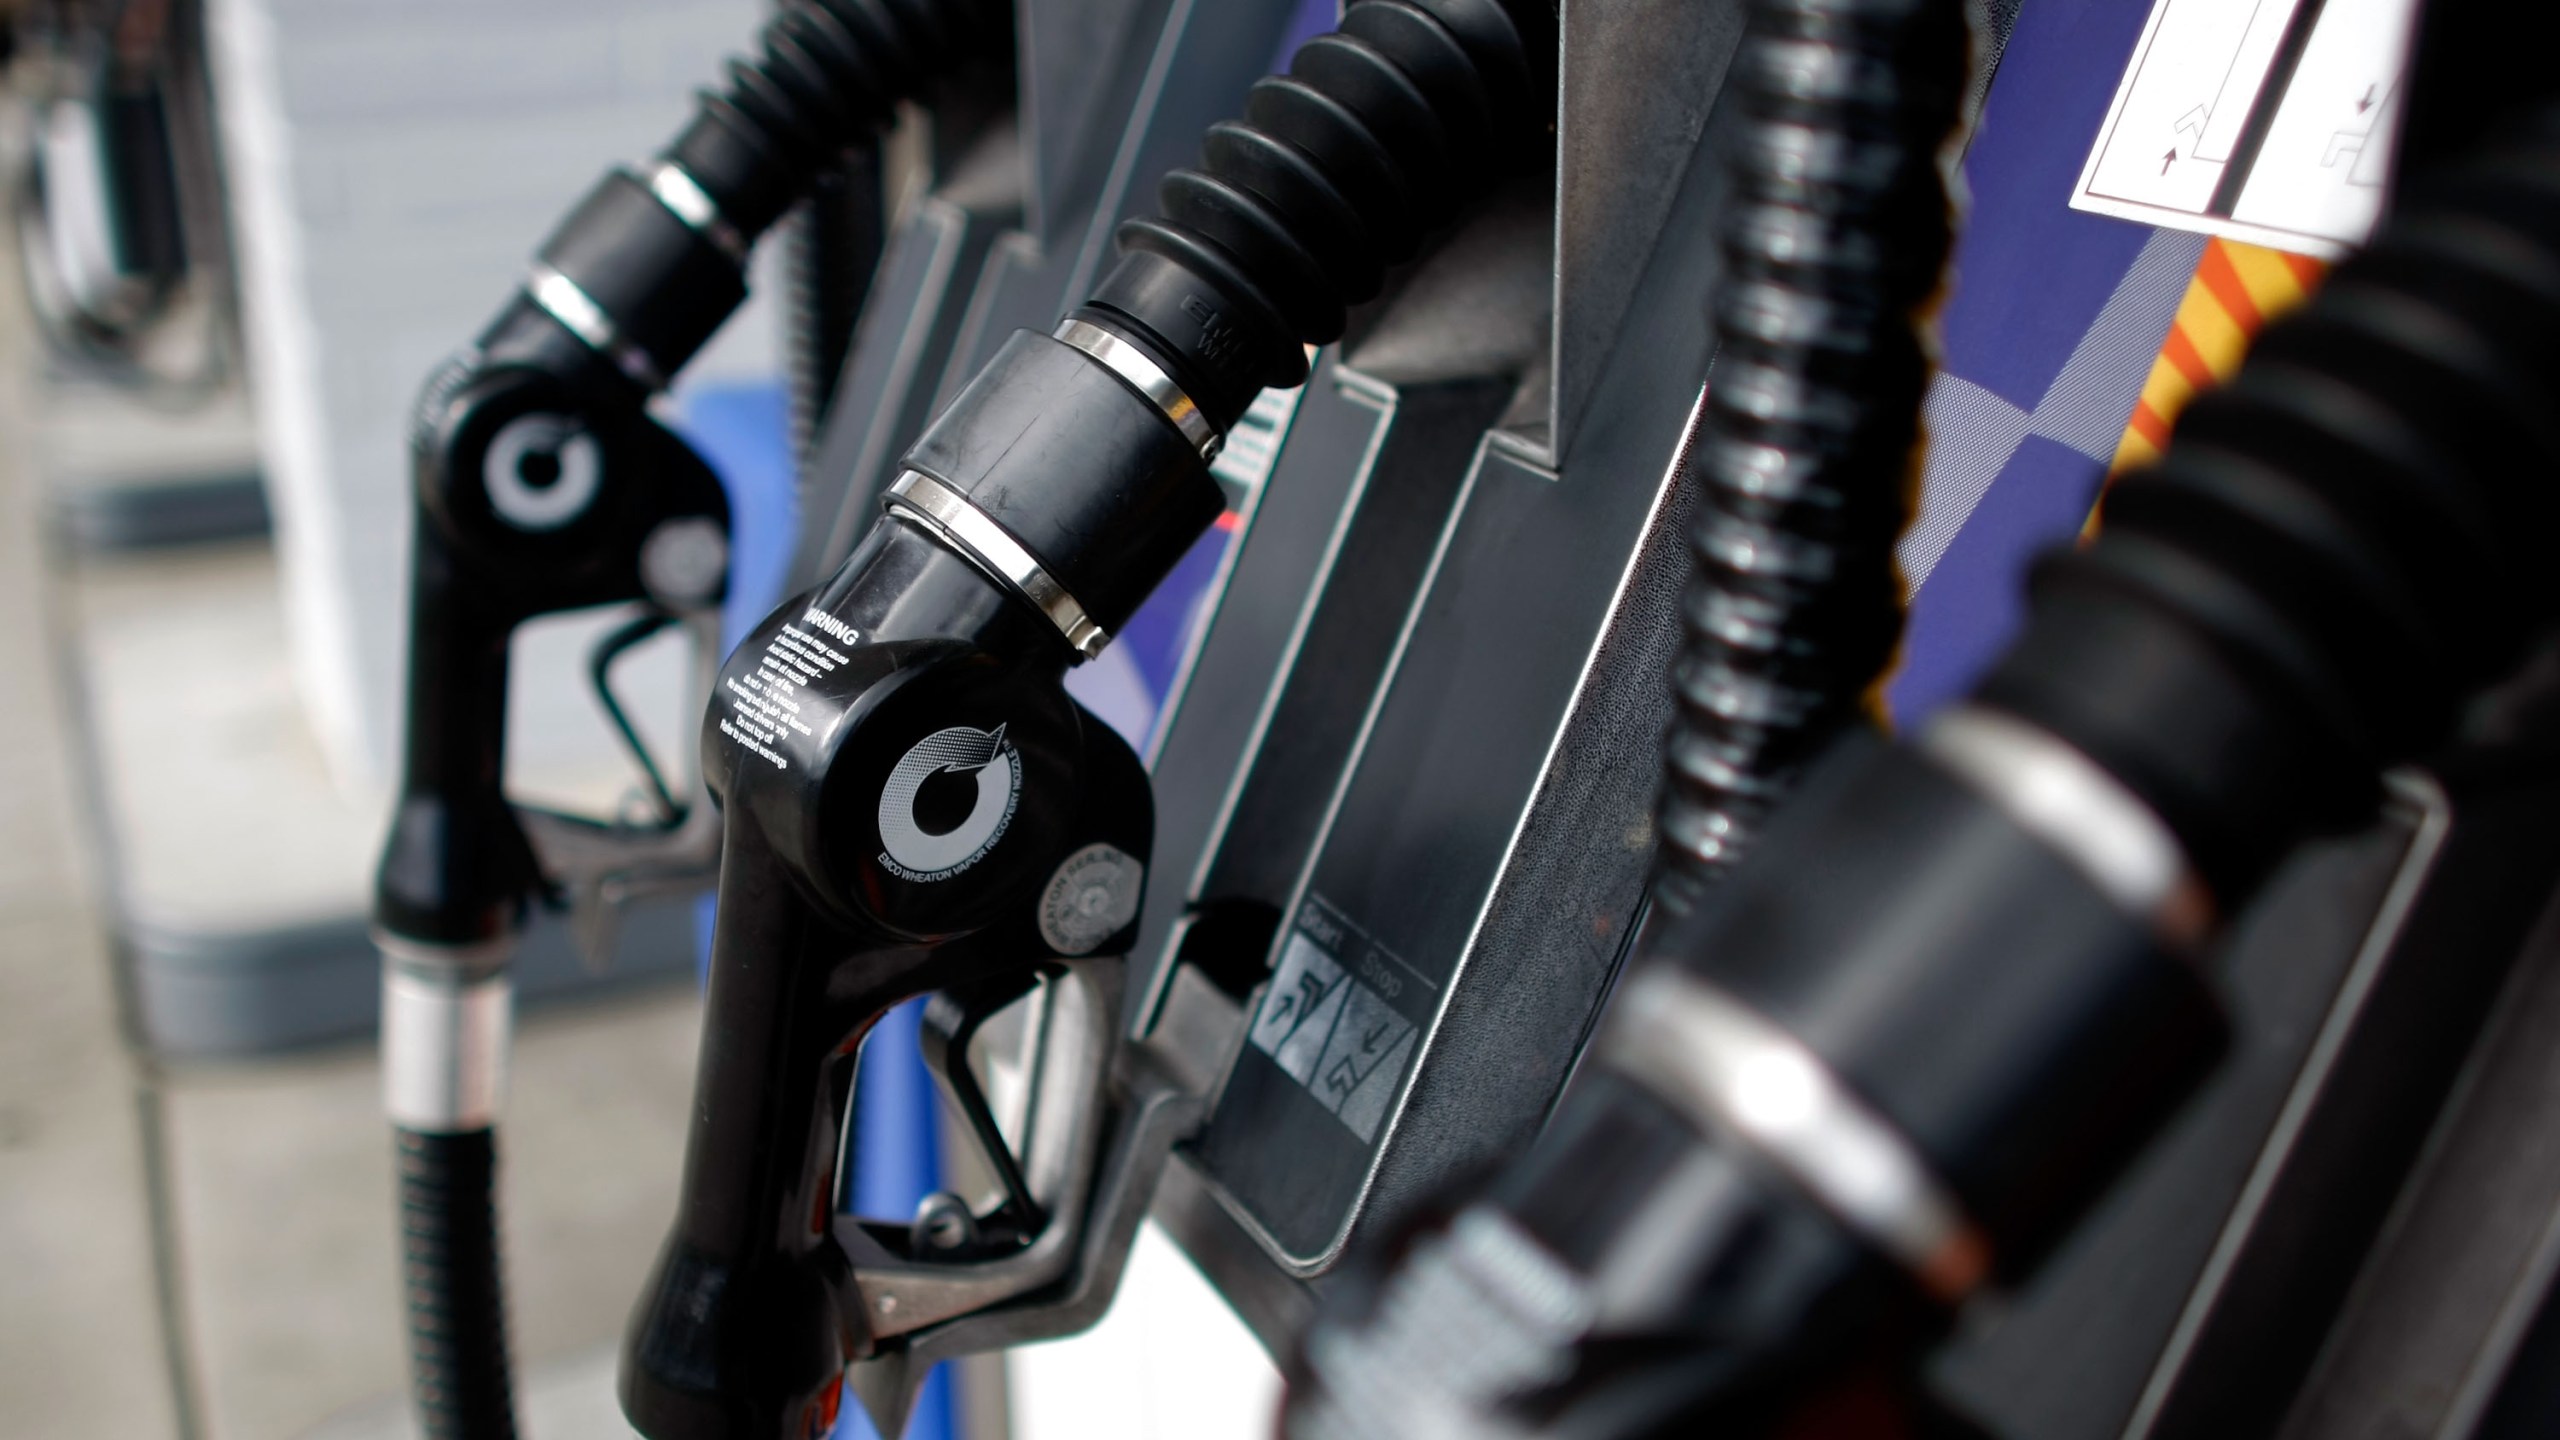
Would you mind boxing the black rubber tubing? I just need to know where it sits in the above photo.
[398,1127,516,1440]
[1070,0,1559,433]
[519,0,1009,388]
[1653,0,1972,912]
[664,0,1010,238]
[897,0,1559,638]
[1977,109,2560,902]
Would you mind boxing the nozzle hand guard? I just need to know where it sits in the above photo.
[841,987,1202,1440]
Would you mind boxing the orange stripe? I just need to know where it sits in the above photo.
[2194,241,2265,332]
[2279,250,2327,290]
[2159,322,2221,391]
[2127,399,2172,447]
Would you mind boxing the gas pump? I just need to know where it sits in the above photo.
[366,0,2560,1436]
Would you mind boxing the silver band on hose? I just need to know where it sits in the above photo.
[1920,705,2215,950]
[1053,318,1222,460]
[527,264,668,392]
[886,470,1110,659]
[644,160,747,263]
[381,962,512,1133]
[1601,969,1991,1301]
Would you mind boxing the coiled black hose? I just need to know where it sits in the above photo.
[1653,0,1970,911]
[1979,115,2560,901]
[665,0,1008,238]
[510,0,1008,393]
[883,0,1556,655]
[1071,0,1557,432]
[398,1130,516,1440]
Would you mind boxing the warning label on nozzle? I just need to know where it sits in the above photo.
[718,613,858,771]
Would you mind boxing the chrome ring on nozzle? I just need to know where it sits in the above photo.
[526,264,669,392]
[1600,969,1993,1302]
[1053,318,1222,460]
[1920,705,2215,951]
[643,160,748,264]
[885,470,1111,660]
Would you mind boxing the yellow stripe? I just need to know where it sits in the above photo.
[2225,241,2316,319]
[2178,283,2256,377]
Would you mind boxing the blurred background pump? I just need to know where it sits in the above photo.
[19,1,2560,1440]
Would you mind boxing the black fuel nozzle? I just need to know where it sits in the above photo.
[1284,719,2227,1440]
[617,514,1180,1440]
[377,0,1015,963]
[377,339,733,955]
[374,9,1015,1439]
[616,278,1235,1440]
[377,318,734,1440]
[618,4,1566,1433]
[602,325,1227,1440]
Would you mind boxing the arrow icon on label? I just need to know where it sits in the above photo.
[2162,148,2178,175]
[2358,83,2376,114]
[2175,105,2208,141]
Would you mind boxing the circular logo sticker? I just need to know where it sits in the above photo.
[1037,843,1144,956]
[877,724,1020,882]
[483,412,600,531]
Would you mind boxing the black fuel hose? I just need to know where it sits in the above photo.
[664,0,1004,240]
[1608,87,2560,1423]
[398,1130,516,1440]
[491,0,1009,398]
[1068,0,1557,434]
[880,0,1560,656]
[1653,0,1969,911]
[1980,121,2560,904]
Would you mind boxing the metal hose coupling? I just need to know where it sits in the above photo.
[1654,0,1972,911]
[876,318,1234,664]
[859,1,1560,672]
[1283,717,2226,1440]
[381,938,518,1440]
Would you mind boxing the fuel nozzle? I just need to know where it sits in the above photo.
[378,0,1013,963]
[379,324,741,1440]
[619,4,1568,1433]
[376,8,1016,1437]
[616,504,1196,1440]
[1285,718,2228,1439]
